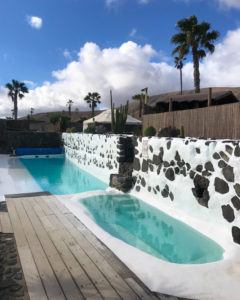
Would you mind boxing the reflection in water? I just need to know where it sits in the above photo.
[20,157,107,195]
[82,194,224,264]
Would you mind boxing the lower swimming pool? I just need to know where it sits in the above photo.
[20,156,107,195]
[81,193,224,264]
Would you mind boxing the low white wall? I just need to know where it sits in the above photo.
[62,133,120,184]
[132,137,240,245]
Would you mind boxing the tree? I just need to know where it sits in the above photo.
[66,99,74,116]
[50,113,61,131]
[84,92,101,120]
[60,116,71,132]
[6,80,29,119]
[132,93,144,118]
[171,15,219,93]
[174,56,185,95]
[30,107,34,116]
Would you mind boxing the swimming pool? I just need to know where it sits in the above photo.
[20,156,107,195]
[81,193,224,264]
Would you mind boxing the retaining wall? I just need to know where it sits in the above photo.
[0,131,62,154]
[132,137,240,245]
[62,133,133,184]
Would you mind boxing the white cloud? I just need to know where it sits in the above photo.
[27,16,43,29]
[218,0,240,9]
[138,0,151,4]
[105,0,120,7]
[129,28,137,37]
[105,0,151,7]
[1,28,240,117]
[63,49,72,60]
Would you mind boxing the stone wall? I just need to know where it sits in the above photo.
[0,131,62,154]
[62,133,134,184]
[133,137,240,245]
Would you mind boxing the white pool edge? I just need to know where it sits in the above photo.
[58,190,240,300]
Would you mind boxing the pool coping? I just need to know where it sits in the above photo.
[58,190,240,300]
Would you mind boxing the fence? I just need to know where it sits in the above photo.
[143,102,240,139]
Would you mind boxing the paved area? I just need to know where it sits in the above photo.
[2,193,184,300]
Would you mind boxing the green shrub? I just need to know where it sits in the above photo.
[84,124,96,134]
[66,127,76,133]
[144,126,156,137]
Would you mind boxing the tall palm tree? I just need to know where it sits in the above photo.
[84,92,101,119]
[171,15,219,93]
[5,80,29,119]
[66,99,74,116]
[174,56,185,95]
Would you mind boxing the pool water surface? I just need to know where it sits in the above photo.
[81,194,224,264]
[20,156,107,195]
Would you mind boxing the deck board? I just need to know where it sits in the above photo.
[0,211,13,233]
[5,194,178,300]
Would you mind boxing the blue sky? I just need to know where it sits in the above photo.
[0,0,240,116]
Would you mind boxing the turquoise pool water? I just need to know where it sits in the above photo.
[81,194,224,264]
[20,156,107,195]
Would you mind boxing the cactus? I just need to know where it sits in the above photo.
[110,91,129,134]
[180,125,185,138]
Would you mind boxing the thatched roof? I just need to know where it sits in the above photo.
[148,91,237,107]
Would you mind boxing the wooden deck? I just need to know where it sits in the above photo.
[2,194,181,300]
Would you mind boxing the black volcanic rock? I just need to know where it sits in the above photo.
[222,205,235,223]
[234,145,240,157]
[214,178,229,194]
[232,226,240,245]
[133,158,140,171]
[234,183,240,197]
[165,168,175,181]
[213,152,221,160]
[231,196,240,211]
[205,162,214,172]
[222,165,234,182]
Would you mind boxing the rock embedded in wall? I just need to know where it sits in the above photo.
[62,133,120,184]
[132,137,240,245]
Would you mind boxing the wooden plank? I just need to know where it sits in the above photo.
[53,227,121,300]
[41,196,139,299]
[35,198,122,298]
[49,229,102,300]
[59,213,139,299]
[21,198,84,300]
[14,198,65,300]
[65,213,134,279]
[125,278,159,300]
[6,199,48,300]
[0,212,13,233]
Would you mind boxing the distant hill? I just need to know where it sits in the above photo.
[22,110,104,123]
[22,87,240,123]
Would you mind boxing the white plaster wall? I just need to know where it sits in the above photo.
[132,137,240,245]
[62,133,120,184]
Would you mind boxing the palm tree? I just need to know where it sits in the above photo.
[174,56,185,95]
[84,92,101,120]
[66,99,74,116]
[30,107,34,116]
[171,15,219,93]
[5,80,29,119]
[132,93,144,118]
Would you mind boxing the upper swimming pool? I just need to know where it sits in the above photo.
[81,193,224,264]
[20,156,107,195]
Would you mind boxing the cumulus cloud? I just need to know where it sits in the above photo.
[1,28,240,117]
[27,16,43,29]
[218,0,240,9]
